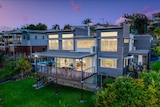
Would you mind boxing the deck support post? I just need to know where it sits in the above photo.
[79,58,84,103]
[55,57,58,95]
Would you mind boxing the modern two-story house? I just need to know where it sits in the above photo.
[32,24,152,83]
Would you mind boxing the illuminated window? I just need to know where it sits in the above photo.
[62,34,74,50]
[124,59,128,67]
[48,34,59,50]
[100,59,117,68]
[62,34,73,38]
[49,34,58,38]
[124,39,129,43]
[77,39,94,48]
[138,55,143,65]
[101,32,117,37]
[101,39,117,51]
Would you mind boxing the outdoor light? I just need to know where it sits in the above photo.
[35,55,38,72]
[35,54,38,58]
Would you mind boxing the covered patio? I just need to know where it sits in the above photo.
[32,50,97,102]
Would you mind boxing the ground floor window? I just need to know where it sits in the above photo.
[124,59,128,67]
[56,57,93,72]
[100,59,117,68]
[138,55,143,65]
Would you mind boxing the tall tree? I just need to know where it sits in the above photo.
[82,18,92,36]
[123,13,148,34]
[21,23,47,30]
[63,24,72,30]
[52,24,60,30]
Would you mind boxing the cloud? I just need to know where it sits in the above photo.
[22,16,29,22]
[145,9,160,19]
[139,6,150,14]
[71,0,80,12]
[115,17,126,25]
[0,4,3,9]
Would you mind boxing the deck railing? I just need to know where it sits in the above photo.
[36,65,95,81]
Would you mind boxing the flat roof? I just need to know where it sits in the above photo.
[32,51,96,59]
[129,50,149,55]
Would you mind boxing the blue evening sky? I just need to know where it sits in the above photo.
[0,0,159,31]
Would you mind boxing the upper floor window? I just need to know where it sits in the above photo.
[16,35,22,44]
[27,35,30,40]
[62,34,73,50]
[48,34,59,50]
[23,35,25,40]
[101,32,117,37]
[42,36,44,39]
[62,34,73,38]
[100,58,117,68]
[77,39,95,48]
[35,36,37,39]
[49,34,58,39]
[101,39,117,51]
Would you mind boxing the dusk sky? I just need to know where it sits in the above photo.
[0,0,160,31]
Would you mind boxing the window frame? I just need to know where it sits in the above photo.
[101,38,117,52]
[100,58,117,68]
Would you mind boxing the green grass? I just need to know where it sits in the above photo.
[0,78,95,107]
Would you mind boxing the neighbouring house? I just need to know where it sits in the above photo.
[151,12,160,27]
[0,30,48,60]
[148,12,160,30]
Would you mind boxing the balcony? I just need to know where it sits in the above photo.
[36,65,96,82]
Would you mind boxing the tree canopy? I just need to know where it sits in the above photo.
[82,18,92,25]
[123,13,148,34]
[95,71,160,107]
[154,27,160,39]
[21,23,47,30]
[52,24,60,30]
[63,24,72,30]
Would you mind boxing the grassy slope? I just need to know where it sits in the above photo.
[0,78,95,107]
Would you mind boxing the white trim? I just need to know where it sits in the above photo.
[98,57,118,60]
[124,56,133,59]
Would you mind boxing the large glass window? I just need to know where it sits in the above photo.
[101,32,117,37]
[101,39,117,51]
[62,34,73,50]
[57,58,73,67]
[77,39,94,48]
[100,59,117,68]
[76,57,92,72]
[48,34,59,50]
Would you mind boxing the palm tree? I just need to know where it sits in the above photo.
[82,18,92,36]
[63,24,72,30]
[52,24,60,30]
[154,27,160,39]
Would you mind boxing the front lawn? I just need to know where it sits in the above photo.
[0,78,95,107]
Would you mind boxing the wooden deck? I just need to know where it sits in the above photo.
[36,65,96,82]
